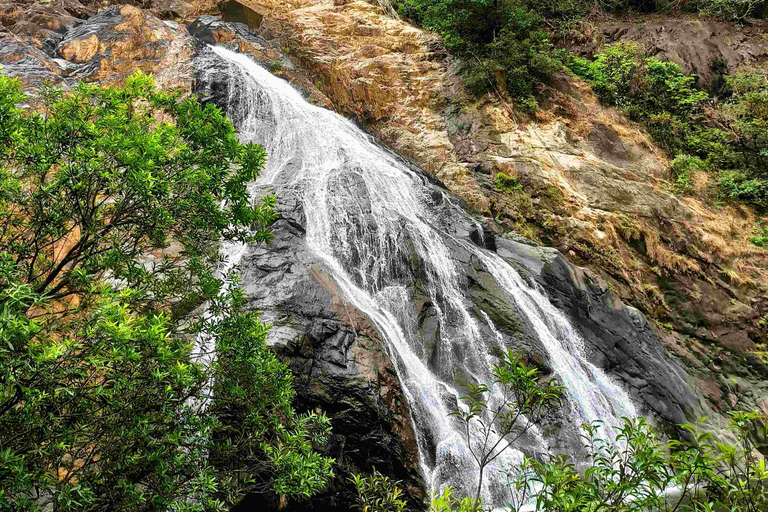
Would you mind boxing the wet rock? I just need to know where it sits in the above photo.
[230,191,424,511]
[0,32,65,85]
[497,238,703,426]
[188,14,333,109]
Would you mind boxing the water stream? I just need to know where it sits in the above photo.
[198,45,637,508]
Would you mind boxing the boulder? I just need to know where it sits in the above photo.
[220,0,264,29]
[0,0,93,40]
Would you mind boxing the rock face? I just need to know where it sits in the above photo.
[233,0,768,428]
[229,189,425,511]
[4,1,768,509]
[1,3,194,90]
[570,18,768,85]
[54,5,194,87]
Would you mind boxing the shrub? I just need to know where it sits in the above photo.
[719,171,768,208]
[494,172,524,193]
[450,349,564,509]
[395,0,566,101]
[511,410,768,512]
[428,487,475,512]
[350,469,407,512]
[670,154,706,192]
[750,223,768,246]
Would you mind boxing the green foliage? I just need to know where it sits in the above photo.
[494,173,523,193]
[506,410,768,512]
[269,59,285,76]
[720,68,768,178]
[574,45,768,210]
[719,171,768,208]
[428,487,475,512]
[0,75,334,511]
[749,222,768,246]
[698,0,768,21]
[570,42,708,132]
[208,304,335,500]
[394,0,566,102]
[671,154,706,192]
[0,73,275,309]
[449,349,564,509]
[350,469,407,512]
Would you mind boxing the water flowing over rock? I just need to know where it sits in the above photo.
[3,2,766,509]
[193,44,709,510]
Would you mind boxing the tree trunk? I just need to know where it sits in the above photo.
[474,468,484,511]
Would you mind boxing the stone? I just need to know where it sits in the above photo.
[228,2,768,424]
[0,0,93,40]
[36,5,197,89]
[587,20,768,85]
[219,0,264,29]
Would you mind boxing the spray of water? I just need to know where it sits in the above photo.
[197,45,637,508]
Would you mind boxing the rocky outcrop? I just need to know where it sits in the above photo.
[228,0,767,427]
[0,3,194,91]
[54,5,194,88]
[569,17,768,85]
[231,188,424,511]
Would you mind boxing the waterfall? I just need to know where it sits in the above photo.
[198,45,637,508]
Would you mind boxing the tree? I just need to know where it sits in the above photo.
[0,71,275,314]
[450,349,564,510]
[0,74,334,511]
[508,410,768,512]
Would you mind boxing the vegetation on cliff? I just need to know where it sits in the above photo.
[394,0,567,107]
[394,0,768,222]
[0,73,334,511]
[572,44,768,213]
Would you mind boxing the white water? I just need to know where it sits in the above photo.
[200,45,637,508]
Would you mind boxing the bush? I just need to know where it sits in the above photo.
[450,350,564,509]
[432,409,768,511]
[510,411,768,512]
[395,0,566,101]
[719,171,768,208]
[494,172,524,193]
[350,469,407,512]
[750,223,768,246]
[670,154,706,192]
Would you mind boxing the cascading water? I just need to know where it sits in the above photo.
[198,45,637,508]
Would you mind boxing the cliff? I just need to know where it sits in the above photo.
[2,0,766,509]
